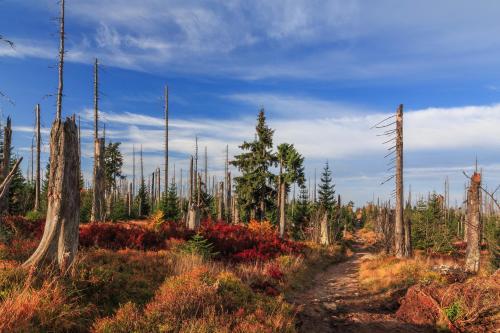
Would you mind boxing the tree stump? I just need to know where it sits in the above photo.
[320,211,330,245]
[187,204,200,230]
[465,172,481,273]
[24,118,80,271]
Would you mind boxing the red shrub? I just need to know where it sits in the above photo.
[200,221,303,262]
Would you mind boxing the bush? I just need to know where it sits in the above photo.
[180,234,218,259]
[25,210,44,221]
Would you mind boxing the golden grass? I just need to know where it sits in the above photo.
[359,255,445,293]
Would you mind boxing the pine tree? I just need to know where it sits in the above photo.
[161,181,180,221]
[232,109,276,220]
[318,161,335,211]
[104,142,124,194]
[277,143,305,236]
[292,184,310,239]
[136,179,150,217]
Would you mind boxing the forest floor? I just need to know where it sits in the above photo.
[288,234,437,333]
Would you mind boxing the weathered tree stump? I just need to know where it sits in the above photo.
[320,211,330,245]
[23,118,80,271]
[465,172,481,273]
[187,204,200,230]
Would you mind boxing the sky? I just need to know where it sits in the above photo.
[1,0,500,206]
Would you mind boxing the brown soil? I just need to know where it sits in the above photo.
[289,238,437,333]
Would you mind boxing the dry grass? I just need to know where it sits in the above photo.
[439,271,500,331]
[359,255,445,293]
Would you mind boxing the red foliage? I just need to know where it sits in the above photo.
[78,221,194,251]
[265,263,284,281]
[200,220,303,262]
[1,216,44,239]
[2,217,302,262]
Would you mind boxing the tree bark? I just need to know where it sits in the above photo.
[279,181,286,238]
[164,86,169,196]
[217,182,223,221]
[55,0,65,121]
[465,172,481,273]
[35,105,41,211]
[24,118,80,271]
[320,210,330,245]
[91,138,105,222]
[395,104,406,257]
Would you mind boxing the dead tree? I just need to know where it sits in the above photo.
[0,157,23,206]
[394,104,406,257]
[91,59,105,222]
[34,105,41,211]
[187,155,200,229]
[278,156,286,237]
[217,181,223,220]
[164,86,169,196]
[465,172,481,273]
[373,104,410,257]
[24,0,80,271]
[319,210,330,245]
[0,116,12,212]
[24,118,80,271]
[55,0,64,122]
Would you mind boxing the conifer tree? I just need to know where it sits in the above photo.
[292,184,310,239]
[161,181,180,221]
[277,143,305,236]
[232,109,276,220]
[318,161,335,211]
[136,179,150,217]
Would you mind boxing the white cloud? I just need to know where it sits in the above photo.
[6,0,500,80]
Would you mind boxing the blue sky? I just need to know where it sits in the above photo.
[1,0,500,206]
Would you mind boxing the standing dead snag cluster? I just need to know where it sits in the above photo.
[465,172,482,273]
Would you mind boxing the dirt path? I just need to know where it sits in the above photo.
[290,243,437,333]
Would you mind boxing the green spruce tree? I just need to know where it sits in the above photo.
[161,181,180,221]
[318,161,335,211]
[232,109,277,221]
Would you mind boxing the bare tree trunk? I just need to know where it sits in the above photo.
[55,0,65,122]
[34,105,41,211]
[91,138,105,222]
[164,86,169,196]
[232,194,240,224]
[0,117,12,212]
[279,181,286,238]
[91,59,105,222]
[0,157,23,205]
[320,210,330,245]
[24,118,80,271]
[465,172,481,273]
[394,104,406,257]
[217,182,223,221]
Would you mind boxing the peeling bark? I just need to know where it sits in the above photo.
[465,172,481,273]
[24,118,80,271]
[320,211,330,245]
